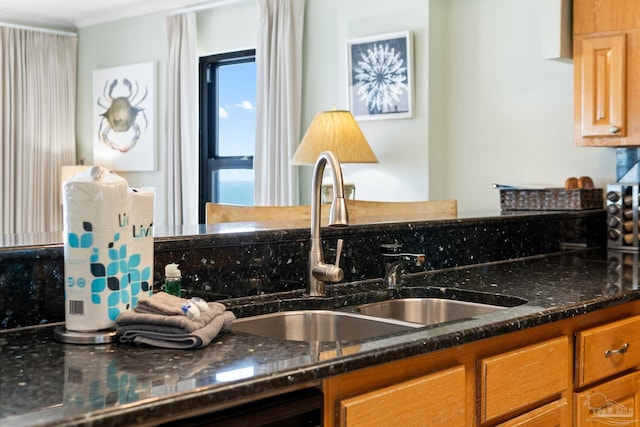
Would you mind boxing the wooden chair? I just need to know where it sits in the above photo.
[346,200,457,222]
[205,199,457,226]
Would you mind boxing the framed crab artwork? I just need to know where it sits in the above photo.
[347,31,413,121]
[93,62,155,171]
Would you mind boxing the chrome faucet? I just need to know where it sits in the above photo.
[383,252,426,289]
[307,151,349,297]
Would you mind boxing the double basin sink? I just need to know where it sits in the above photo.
[229,291,528,342]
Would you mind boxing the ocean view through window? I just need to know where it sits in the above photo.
[199,50,256,223]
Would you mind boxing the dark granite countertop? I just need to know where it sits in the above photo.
[2,247,638,427]
[0,209,586,250]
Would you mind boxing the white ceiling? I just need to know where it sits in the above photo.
[0,0,212,29]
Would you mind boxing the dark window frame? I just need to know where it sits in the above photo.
[198,49,256,223]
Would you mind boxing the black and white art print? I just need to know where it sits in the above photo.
[348,31,413,121]
[93,62,155,171]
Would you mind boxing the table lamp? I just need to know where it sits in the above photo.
[292,110,378,201]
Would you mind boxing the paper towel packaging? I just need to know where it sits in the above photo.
[127,187,155,306]
[63,166,131,332]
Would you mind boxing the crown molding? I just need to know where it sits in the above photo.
[0,8,75,31]
[0,0,211,30]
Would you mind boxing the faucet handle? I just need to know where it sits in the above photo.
[312,263,344,283]
[383,253,427,289]
[311,239,345,284]
[335,238,343,268]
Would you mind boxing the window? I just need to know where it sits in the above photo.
[199,50,256,223]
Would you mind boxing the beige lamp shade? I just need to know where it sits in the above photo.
[292,110,379,165]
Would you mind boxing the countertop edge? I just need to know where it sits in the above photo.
[25,289,640,427]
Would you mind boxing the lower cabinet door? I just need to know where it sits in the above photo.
[339,365,466,427]
[496,399,569,427]
[480,336,569,423]
[574,371,640,427]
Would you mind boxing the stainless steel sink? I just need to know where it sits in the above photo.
[228,310,421,342]
[356,298,508,325]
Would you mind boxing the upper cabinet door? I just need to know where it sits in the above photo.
[579,34,626,139]
[573,0,640,147]
[574,0,640,34]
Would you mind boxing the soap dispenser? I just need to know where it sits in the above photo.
[164,263,182,297]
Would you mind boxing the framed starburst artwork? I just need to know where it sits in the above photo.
[347,31,413,121]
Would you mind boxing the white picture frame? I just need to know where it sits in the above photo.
[93,62,155,171]
[347,31,413,121]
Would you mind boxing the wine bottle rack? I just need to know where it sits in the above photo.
[606,183,640,250]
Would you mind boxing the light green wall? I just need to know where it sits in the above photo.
[76,0,616,225]
[445,0,613,212]
[427,0,449,202]
[301,0,431,204]
[77,7,258,227]
[197,1,258,55]
[77,12,167,221]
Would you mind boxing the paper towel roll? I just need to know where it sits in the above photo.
[127,187,155,307]
[63,166,130,332]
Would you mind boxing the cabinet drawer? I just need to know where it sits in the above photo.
[339,365,466,427]
[496,398,568,427]
[574,371,640,426]
[576,315,640,387]
[480,336,569,423]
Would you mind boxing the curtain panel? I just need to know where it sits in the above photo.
[164,13,199,227]
[1,26,77,234]
[254,0,305,206]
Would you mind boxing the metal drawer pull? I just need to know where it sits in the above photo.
[604,342,630,357]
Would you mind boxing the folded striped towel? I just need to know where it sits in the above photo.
[116,292,235,349]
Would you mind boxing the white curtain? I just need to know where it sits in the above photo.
[1,26,77,234]
[164,13,199,226]
[254,0,305,206]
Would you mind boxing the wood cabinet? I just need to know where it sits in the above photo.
[575,315,640,388]
[574,371,640,426]
[573,0,640,146]
[495,399,568,427]
[573,0,640,35]
[339,365,465,427]
[321,301,640,427]
[573,315,640,427]
[576,34,626,139]
[479,336,569,423]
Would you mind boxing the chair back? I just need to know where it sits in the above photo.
[205,199,457,225]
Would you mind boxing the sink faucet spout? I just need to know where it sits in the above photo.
[308,151,349,297]
[383,253,426,289]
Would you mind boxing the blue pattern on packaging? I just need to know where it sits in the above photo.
[67,225,151,322]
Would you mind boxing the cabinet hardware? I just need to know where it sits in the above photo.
[604,342,629,357]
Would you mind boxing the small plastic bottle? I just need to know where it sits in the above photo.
[164,263,182,297]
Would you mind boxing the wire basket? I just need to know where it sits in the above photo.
[500,188,603,211]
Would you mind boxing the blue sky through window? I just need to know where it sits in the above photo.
[215,59,256,205]
[218,61,256,157]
